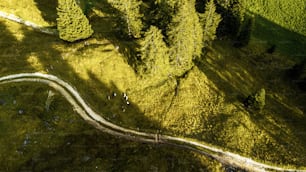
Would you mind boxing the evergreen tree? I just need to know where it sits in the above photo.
[200,0,221,46]
[138,26,170,77]
[167,1,203,76]
[143,0,182,40]
[76,0,93,15]
[156,0,177,9]
[200,0,222,47]
[215,0,245,37]
[57,0,93,42]
[109,0,143,38]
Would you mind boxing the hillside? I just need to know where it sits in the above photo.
[244,0,306,58]
[244,0,306,36]
[0,0,305,171]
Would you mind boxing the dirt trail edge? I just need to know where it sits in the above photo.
[0,11,57,35]
[0,73,305,172]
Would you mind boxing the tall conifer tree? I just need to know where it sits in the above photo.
[200,0,222,47]
[57,0,93,42]
[167,1,203,76]
[215,0,245,37]
[138,26,170,77]
[109,0,143,38]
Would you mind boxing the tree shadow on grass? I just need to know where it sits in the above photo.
[17,130,218,171]
[17,18,160,131]
[198,113,231,147]
[88,0,141,70]
[32,0,58,26]
[195,39,306,166]
[32,0,142,71]
[260,95,306,149]
[3,24,221,169]
[195,53,253,105]
[214,2,242,38]
[246,104,306,165]
[251,14,306,59]
[0,20,36,75]
[0,16,223,172]
[7,80,220,171]
[85,71,162,131]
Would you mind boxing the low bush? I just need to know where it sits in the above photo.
[244,88,266,111]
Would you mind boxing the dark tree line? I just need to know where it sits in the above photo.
[56,0,250,78]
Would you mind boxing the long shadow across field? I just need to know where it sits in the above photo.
[33,0,58,25]
[18,130,213,171]
[0,21,151,170]
[251,14,306,59]
[0,5,221,171]
[0,21,36,75]
[89,0,141,69]
[195,15,306,164]
[196,51,306,166]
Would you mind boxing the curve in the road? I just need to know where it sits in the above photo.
[0,73,305,172]
[0,10,305,172]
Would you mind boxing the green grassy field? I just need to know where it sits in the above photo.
[0,0,306,171]
[249,14,306,58]
[244,0,306,60]
[0,83,223,171]
[244,0,306,36]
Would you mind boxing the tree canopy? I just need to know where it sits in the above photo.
[108,0,143,38]
[200,0,222,47]
[138,26,170,77]
[57,0,93,42]
[167,1,203,76]
[55,0,223,77]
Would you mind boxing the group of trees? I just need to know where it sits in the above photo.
[136,0,222,78]
[166,1,203,76]
[56,0,246,78]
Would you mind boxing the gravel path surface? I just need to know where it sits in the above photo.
[0,72,305,172]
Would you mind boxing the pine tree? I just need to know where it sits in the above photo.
[167,1,203,76]
[156,0,177,9]
[144,0,177,37]
[109,0,143,38]
[138,26,170,77]
[200,0,222,47]
[215,0,245,37]
[76,0,93,15]
[57,0,93,42]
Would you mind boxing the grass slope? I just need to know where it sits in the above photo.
[0,0,57,27]
[0,83,223,171]
[0,2,223,171]
[244,0,306,36]
[249,14,306,58]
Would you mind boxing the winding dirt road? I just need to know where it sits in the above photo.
[0,11,305,172]
[0,73,305,172]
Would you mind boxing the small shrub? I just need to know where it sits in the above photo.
[244,88,266,111]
